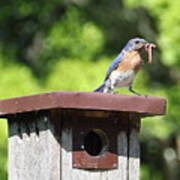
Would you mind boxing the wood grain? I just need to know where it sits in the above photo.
[0,91,166,118]
[8,115,60,180]
[128,129,140,180]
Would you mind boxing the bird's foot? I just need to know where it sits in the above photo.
[128,86,141,96]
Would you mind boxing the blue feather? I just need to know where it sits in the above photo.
[93,83,106,92]
[104,51,125,81]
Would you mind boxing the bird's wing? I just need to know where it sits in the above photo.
[104,52,124,81]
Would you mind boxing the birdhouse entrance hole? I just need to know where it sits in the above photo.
[84,129,109,156]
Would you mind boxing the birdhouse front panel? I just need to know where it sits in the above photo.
[61,110,129,179]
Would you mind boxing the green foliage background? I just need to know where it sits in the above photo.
[0,0,180,179]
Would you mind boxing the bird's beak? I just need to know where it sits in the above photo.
[144,43,156,64]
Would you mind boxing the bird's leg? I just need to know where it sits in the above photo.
[128,85,141,96]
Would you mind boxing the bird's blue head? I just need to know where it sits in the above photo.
[122,37,156,63]
[123,37,147,51]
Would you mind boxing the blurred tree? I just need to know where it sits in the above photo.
[0,0,156,79]
[0,0,67,77]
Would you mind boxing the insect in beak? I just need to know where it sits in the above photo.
[144,43,156,64]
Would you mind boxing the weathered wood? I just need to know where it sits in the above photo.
[8,114,60,180]
[0,91,166,117]
[61,125,128,180]
[110,131,128,180]
[128,129,140,180]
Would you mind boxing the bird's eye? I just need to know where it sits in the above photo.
[135,40,140,44]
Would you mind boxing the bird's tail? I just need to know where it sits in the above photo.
[93,83,106,92]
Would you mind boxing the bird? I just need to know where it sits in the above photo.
[93,37,156,95]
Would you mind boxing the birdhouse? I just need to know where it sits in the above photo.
[0,91,166,180]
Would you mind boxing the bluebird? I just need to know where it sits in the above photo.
[93,37,156,95]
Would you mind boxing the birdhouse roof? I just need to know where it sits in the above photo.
[0,91,166,118]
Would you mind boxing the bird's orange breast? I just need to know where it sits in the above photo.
[117,51,142,72]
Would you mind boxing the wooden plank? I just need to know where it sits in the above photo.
[61,126,128,180]
[61,128,73,180]
[8,114,60,180]
[128,129,140,180]
[106,131,128,180]
[0,91,167,118]
[116,131,128,179]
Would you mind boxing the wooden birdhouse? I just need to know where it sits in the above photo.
[0,92,166,180]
